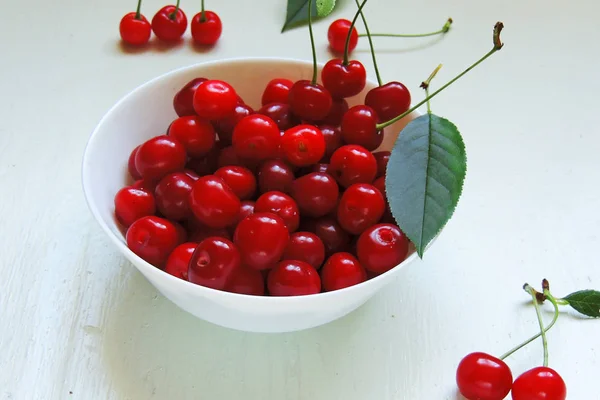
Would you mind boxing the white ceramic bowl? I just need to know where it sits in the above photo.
[82,57,422,333]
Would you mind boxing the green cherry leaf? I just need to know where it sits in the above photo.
[281,0,337,32]
[385,114,467,258]
[562,290,600,318]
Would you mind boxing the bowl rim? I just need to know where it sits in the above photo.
[81,56,430,304]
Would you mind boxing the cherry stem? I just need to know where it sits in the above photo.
[343,0,369,66]
[354,0,382,86]
[376,22,504,130]
[526,284,550,367]
[169,0,180,20]
[358,18,453,38]
[307,0,318,84]
[134,0,143,19]
[200,0,206,21]
[420,64,442,114]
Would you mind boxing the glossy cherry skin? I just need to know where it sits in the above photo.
[356,223,409,274]
[258,102,298,131]
[188,237,240,290]
[233,200,255,226]
[262,78,294,106]
[291,172,339,218]
[114,186,156,227]
[341,105,382,151]
[327,19,358,54]
[288,80,332,121]
[135,135,187,181]
[154,172,194,220]
[119,13,151,45]
[364,81,411,122]
[193,79,238,120]
[214,165,256,200]
[189,175,241,228]
[455,352,513,400]
[512,366,567,400]
[185,145,220,176]
[232,114,281,162]
[304,217,351,256]
[373,151,391,178]
[257,159,295,194]
[224,266,265,295]
[213,104,254,144]
[126,216,181,267]
[281,125,326,167]
[128,145,142,180]
[233,212,290,270]
[318,125,343,161]
[187,223,231,243]
[151,5,187,41]
[321,252,367,291]
[337,183,385,235]
[321,59,366,99]
[132,179,157,193]
[173,77,207,117]
[164,242,196,280]
[329,144,378,188]
[168,115,215,157]
[191,10,222,45]
[282,232,325,270]
[255,191,300,233]
[267,260,321,296]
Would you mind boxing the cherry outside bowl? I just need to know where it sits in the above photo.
[82,57,423,333]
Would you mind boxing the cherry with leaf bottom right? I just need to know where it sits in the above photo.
[364,81,411,122]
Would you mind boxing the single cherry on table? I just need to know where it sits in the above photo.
[191,1,222,46]
[151,0,187,41]
[120,3,152,46]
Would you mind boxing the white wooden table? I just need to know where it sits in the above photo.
[2,0,599,398]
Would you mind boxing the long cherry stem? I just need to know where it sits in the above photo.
[135,0,142,19]
[375,22,504,130]
[343,0,368,66]
[421,64,442,114]
[527,284,550,367]
[308,0,318,84]
[200,0,206,21]
[169,0,181,20]
[354,0,382,86]
[358,18,453,38]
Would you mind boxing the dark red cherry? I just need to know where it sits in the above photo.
[321,59,366,99]
[364,81,411,122]
[288,80,332,121]
[258,102,299,131]
[173,77,207,117]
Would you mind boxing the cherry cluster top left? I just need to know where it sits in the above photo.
[119,0,222,47]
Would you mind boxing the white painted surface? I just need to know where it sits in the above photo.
[1,0,599,398]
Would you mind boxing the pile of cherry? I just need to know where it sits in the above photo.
[114,69,414,296]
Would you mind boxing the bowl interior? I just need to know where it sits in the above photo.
[82,57,420,301]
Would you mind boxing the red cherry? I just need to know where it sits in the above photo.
[154,172,194,220]
[216,146,242,169]
[173,77,207,117]
[164,242,196,280]
[188,237,240,290]
[262,78,294,106]
[232,114,281,162]
[512,366,567,400]
[373,151,390,178]
[321,59,366,99]
[337,183,385,235]
[356,223,409,274]
[126,216,180,267]
[318,98,348,126]
[213,104,254,144]
[303,217,351,256]
[267,260,321,296]
[258,102,298,131]
[183,169,200,181]
[310,163,335,176]
[185,145,220,176]
[282,232,325,270]
[340,105,382,151]
[214,165,257,200]
[456,352,513,400]
[114,186,156,227]
[135,135,187,181]
[190,10,222,45]
[321,252,367,291]
[373,176,394,223]
[187,223,231,243]
[224,265,265,295]
[281,125,326,167]
[193,79,238,120]
[255,191,300,233]
[257,159,295,194]
[151,5,187,41]
[132,179,157,193]
[318,125,343,161]
[189,175,241,228]
[288,80,332,121]
[233,200,255,226]
[119,12,151,46]
[327,19,358,54]
[233,212,290,270]
[168,115,216,158]
[291,172,339,218]
[329,144,377,188]
[364,81,411,122]
[128,145,142,180]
